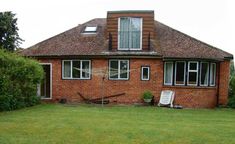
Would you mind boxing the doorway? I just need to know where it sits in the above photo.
[37,64,52,99]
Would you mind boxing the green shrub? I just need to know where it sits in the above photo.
[228,75,235,108]
[0,49,43,111]
[142,90,153,99]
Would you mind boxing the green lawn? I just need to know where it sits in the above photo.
[0,104,235,144]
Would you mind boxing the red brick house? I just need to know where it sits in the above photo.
[21,10,233,108]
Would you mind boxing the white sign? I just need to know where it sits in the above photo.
[158,90,174,107]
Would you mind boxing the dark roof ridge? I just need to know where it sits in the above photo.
[155,20,233,58]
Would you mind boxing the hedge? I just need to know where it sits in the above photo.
[0,49,43,111]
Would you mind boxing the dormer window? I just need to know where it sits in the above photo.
[118,17,142,50]
[83,26,97,34]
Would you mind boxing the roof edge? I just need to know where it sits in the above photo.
[107,10,154,14]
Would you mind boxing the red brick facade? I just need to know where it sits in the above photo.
[39,58,230,108]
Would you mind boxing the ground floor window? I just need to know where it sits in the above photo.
[164,61,216,87]
[141,66,150,80]
[109,59,129,80]
[62,60,91,79]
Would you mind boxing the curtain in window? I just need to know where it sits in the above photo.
[200,63,209,86]
[110,61,118,79]
[82,61,90,78]
[119,18,130,49]
[130,18,141,49]
[64,61,71,78]
[120,60,128,78]
[164,63,173,84]
[72,61,80,78]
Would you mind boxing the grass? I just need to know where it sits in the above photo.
[0,104,235,144]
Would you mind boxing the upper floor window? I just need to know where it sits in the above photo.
[118,17,142,50]
[62,60,91,79]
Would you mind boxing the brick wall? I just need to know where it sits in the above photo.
[38,58,230,108]
[218,60,230,106]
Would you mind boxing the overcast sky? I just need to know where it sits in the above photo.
[1,0,235,58]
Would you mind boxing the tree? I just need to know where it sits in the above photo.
[0,11,22,52]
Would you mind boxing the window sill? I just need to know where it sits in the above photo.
[162,85,217,89]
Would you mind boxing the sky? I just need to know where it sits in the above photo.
[1,0,235,60]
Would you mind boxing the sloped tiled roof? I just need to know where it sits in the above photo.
[21,18,233,60]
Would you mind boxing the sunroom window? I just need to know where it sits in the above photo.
[164,62,173,85]
[118,17,142,50]
[200,62,209,86]
[164,61,216,87]
[109,60,129,80]
[175,62,186,85]
[210,63,216,86]
[62,60,91,79]
[187,62,198,86]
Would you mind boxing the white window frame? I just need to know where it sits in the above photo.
[164,62,173,85]
[200,62,209,86]
[174,61,186,86]
[82,26,97,34]
[62,60,91,80]
[118,17,143,50]
[109,59,129,80]
[141,66,150,81]
[187,61,199,86]
[210,63,216,86]
[38,63,52,100]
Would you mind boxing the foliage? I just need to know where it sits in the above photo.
[228,61,235,108]
[1,104,235,144]
[0,11,23,52]
[142,90,153,99]
[0,49,43,111]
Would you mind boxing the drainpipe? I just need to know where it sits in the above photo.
[216,62,220,107]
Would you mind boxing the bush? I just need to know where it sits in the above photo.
[228,61,235,108]
[0,49,43,111]
[142,90,153,99]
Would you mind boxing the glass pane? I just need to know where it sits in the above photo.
[188,72,197,85]
[119,18,129,49]
[189,62,197,70]
[200,63,209,86]
[164,63,173,84]
[142,67,149,80]
[120,60,128,79]
[110,61,118,79]
[63,61,71,78]
[72,61,80,78]
[210,63,216,86]
[82,61,90,78]
[130,18,141,49]
[175,62,185,85]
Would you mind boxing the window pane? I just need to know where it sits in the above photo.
[130,18,141,48]
[142,67,149,80]
[82,61,90,78]
[189,62,197,70]
[120,60,128,79]
[200,63,209,86]
[63,61,71,78]
[210,63,216,86]
[72,61,80,78]
[110,61,118,79]
[175,62,185,85]
[188,72,197,85]
[164,62,173,85]
[119,18,129,49]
